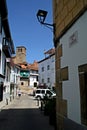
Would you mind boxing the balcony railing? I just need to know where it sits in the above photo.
[20,70,29,79]
[2,37,12,57]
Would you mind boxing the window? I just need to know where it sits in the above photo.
[52,57,55,62]
[21,82,24,85]
[36,76,38,81]
[36,90,40,94]
[42,67,44,72]
[47,78,50,83]
[42,79,44,83]
[4,59,6,75]
[18,48,22,52]
[61,66,68,81]
[3,86,6,92]
[47,65,50,70]
[46,90,52,96]
[42,90,45,94]
[34,82,37,87]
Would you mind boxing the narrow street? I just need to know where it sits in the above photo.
[0,95,54,130]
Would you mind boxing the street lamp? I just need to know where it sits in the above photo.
[36,9,55,34]
[37,10,48,24]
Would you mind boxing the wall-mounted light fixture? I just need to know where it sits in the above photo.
[36,9,55,34]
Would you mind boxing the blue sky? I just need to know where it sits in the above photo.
[6,0,53,63]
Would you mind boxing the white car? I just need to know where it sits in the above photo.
[35,88,56,100]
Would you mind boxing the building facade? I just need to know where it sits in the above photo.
[0,0,15,107]
[28,61,39,88]
[53,0,87,130]
[10,61,20,100]
[12,46,39,91]
[20,65,30,89]
[19,61,39,89]
[38,48,55,90]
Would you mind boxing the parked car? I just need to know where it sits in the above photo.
[34,88,56,100]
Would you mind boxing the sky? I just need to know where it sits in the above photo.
[6,0,54,63]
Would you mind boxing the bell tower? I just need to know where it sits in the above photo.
[16,46,26,64]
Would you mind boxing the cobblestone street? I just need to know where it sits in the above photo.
[0,95,54,130]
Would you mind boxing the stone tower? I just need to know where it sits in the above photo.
[16,46,26,64]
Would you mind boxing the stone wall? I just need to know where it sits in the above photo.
[53,0,87,40]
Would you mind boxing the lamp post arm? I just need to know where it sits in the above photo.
[41,22,55,35]
[41,22,54,27]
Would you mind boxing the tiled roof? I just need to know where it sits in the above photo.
[44,48,55,55]
[19,61,38,70]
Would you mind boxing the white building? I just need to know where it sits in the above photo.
[10,62,20,99]
[0,0,15,107]
[38,48,55,90]
[58,11,87,128]
[29,69,39,88]
[19,61,39,89]
[3,58,11,103]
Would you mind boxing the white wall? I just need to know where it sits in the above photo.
[29,70,39,87]
[0,27,6,75]
[60,11,87,123]
[38,54,55,89]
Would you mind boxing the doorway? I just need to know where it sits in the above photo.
[0,82,3,101]
[79,64,87,125]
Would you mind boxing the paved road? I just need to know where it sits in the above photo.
[0,95,54,130]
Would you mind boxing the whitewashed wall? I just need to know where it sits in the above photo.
[60,11,87,123]
[29,70,39,87]
[0,28,6,76]
[38,54,55,89]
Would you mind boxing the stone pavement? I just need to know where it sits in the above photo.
[0,94,55,130]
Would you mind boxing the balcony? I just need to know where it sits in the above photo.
[2,37,12,57]
[20,70,29,79]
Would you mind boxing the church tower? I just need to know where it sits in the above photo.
[16,46,26,64]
